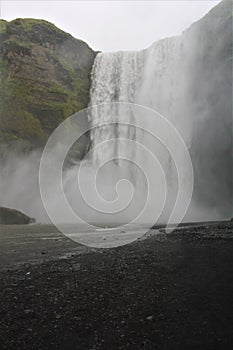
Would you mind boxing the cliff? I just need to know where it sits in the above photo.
[0,18,96,154]
[181,0,232,216]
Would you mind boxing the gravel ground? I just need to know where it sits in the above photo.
[0,221,233,350]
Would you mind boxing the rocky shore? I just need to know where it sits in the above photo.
[0,221,233,349]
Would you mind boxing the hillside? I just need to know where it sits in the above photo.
[0,18,96,154]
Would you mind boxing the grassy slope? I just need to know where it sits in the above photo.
[0,18,96,153]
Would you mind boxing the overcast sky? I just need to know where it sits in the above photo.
[1,1,221,52]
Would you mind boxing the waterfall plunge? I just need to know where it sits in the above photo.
[87,37,192,226]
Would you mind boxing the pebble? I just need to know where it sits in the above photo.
[146,315,153,321]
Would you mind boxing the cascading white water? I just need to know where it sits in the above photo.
[89,51,144,165]
[138,37,181,121]
[89,37,185,162]
[88,37,190,225]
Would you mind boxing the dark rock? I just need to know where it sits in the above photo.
[181,0,232,217]
[0,206,35,225]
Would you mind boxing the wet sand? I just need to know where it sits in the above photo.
[0,221,233,349]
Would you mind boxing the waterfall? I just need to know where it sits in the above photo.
[87,37,189,225]
[89,50,144,165]
[89,37,184,162]
[89,37,181,109]
[138,37,181,121]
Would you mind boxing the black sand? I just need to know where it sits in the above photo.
[0,222,233,350]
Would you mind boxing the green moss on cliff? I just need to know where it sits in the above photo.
[0,20,7,34]
[0,18,96,153]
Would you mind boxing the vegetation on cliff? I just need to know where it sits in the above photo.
[0,18,96,154]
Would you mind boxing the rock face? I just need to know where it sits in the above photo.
[0,207,35,224]
[181,0,232,217]
[0,18,96,155]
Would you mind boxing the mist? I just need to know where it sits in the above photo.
[0,0,231,227]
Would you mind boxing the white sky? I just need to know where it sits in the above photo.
[0,1,221,52]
